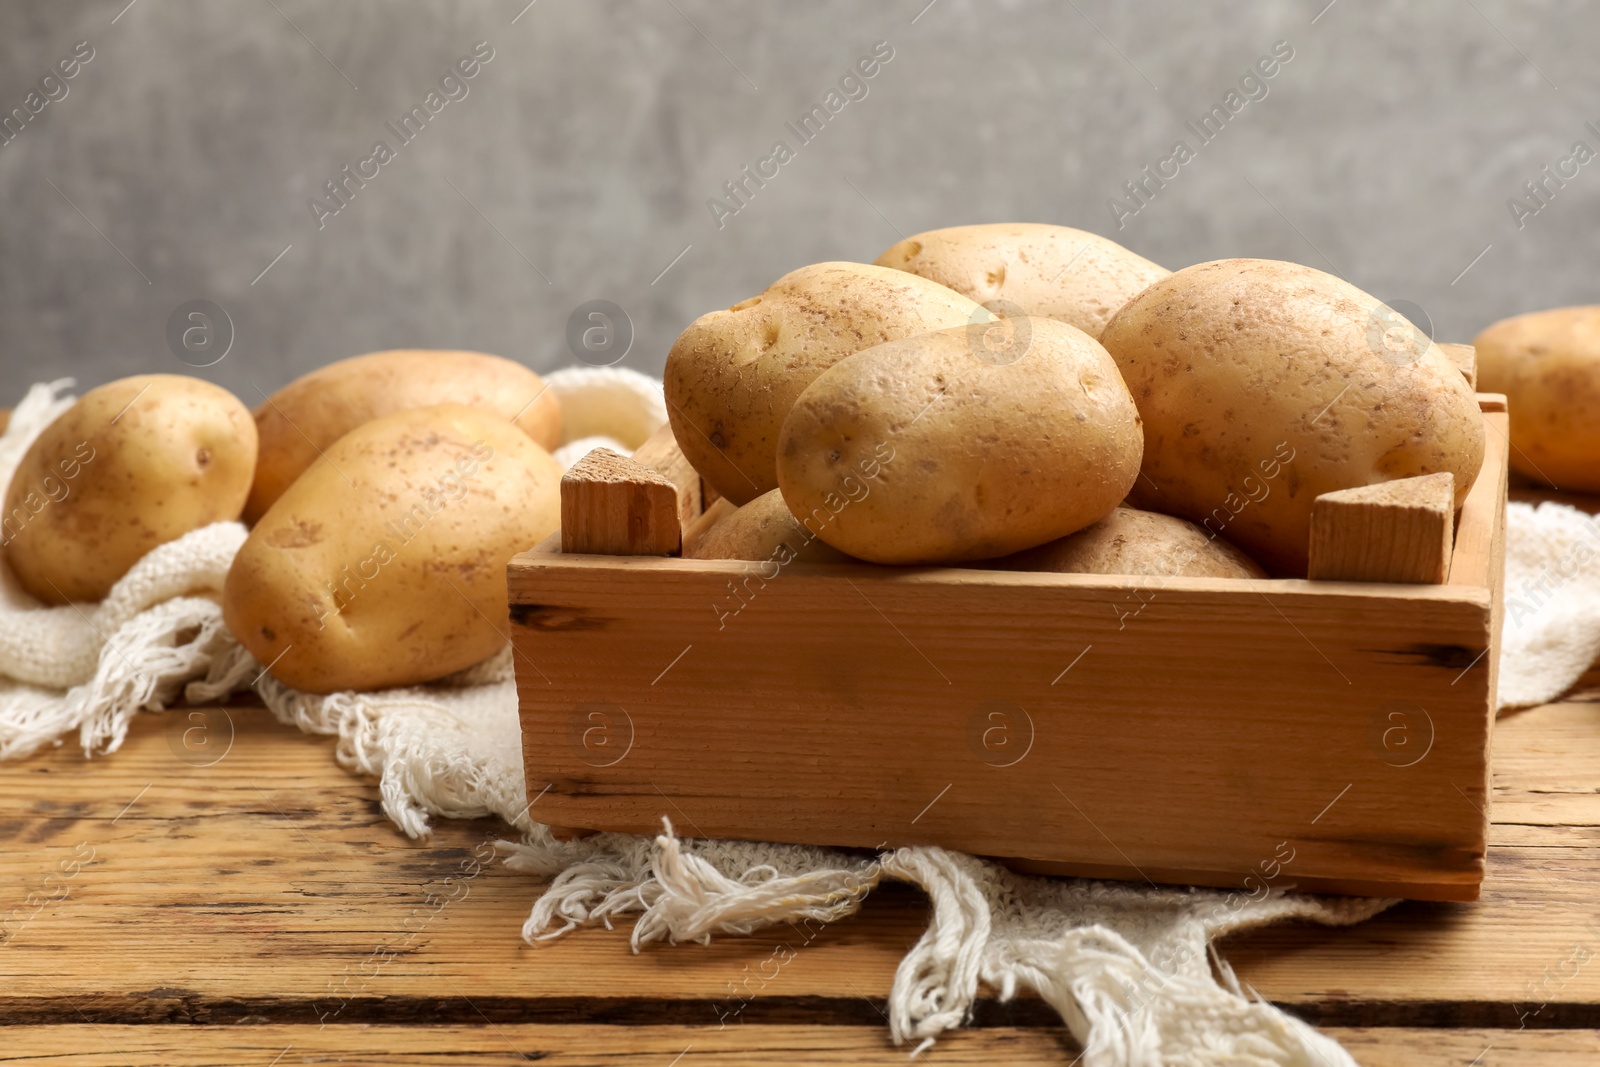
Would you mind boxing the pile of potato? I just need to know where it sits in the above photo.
[2,352,565,694]
[668,223,1492,580]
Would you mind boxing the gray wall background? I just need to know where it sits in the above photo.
[1,0,1597,404]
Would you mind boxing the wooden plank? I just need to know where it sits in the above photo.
[629,423,702,533]
[1491,678,1600,828]
[1450,402,1512,854]
[0,1025,1075,1065]
[0,708,918,1025]
[560,448,681,556]
[1443,403,1511,824]
[1337,1028,1600,1066]
[2,680,1600,1028]
[511,547,1495,900]
[1450,401,1510,592]
[1309,472,1455,584]
[2,1025,1597,1066]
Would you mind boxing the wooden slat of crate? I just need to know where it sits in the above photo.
[1,1025,1596,1066]
[508,559,1493,900]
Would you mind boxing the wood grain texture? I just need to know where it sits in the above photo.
[1,669,1599,1044]
[2,1025,1596,1066]
[560,448,681,556]
[1336,1028,1600,1066]
[1449,404,1510,594]
[0,1025,1077,1065]
[510,556,1494,899]
[1452,405,1511,778]
[629,422,702,533]
[1309,472,1455,584]
[0,709,917,1027]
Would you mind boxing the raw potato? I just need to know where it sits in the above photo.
[224,404,561,694]
[681,496,738,558]
[247,350,561,521]
[664,262,990,506]
[3,374,256,604]
[777,317,1143,564]
[1100,259,1486,576]
[1475,306,1600,492]
[688,489,854,564]
[992,506,1266,579]
[875,223,1169,338]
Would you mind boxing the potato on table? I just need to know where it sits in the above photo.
[777,317,1143,565]
[224,404,561,694]
[1475,305,1600,492]
[247,349,561,521]
[874,223,1169,338]
[3,374,256,604]
[991,506,1266,579]
[1099,259,1486,576]
[664,262,988,506]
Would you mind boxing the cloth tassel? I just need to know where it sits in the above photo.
[1,595,235,760]
[878,848,993,1046]
[514,823,1386,1065]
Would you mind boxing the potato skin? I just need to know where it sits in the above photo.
[1475,306,1600,492]
[3,374,256,604]
[664,262,989,506]
[875,223,1169,339]
[991,506,1266,579]
[777,317,1143,564]
[687,489,854,564]
[1099,259,1486,577]
[246,350,561,522]
[224,404,561,694]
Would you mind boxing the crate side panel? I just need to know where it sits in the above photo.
[512,560,1492,899]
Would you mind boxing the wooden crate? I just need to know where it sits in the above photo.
[508,395,1509,902]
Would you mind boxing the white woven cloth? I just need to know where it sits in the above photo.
[1498,499,1600,709]
[2,368,1594,1066]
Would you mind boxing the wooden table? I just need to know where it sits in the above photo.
[2,665,1599,1064]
